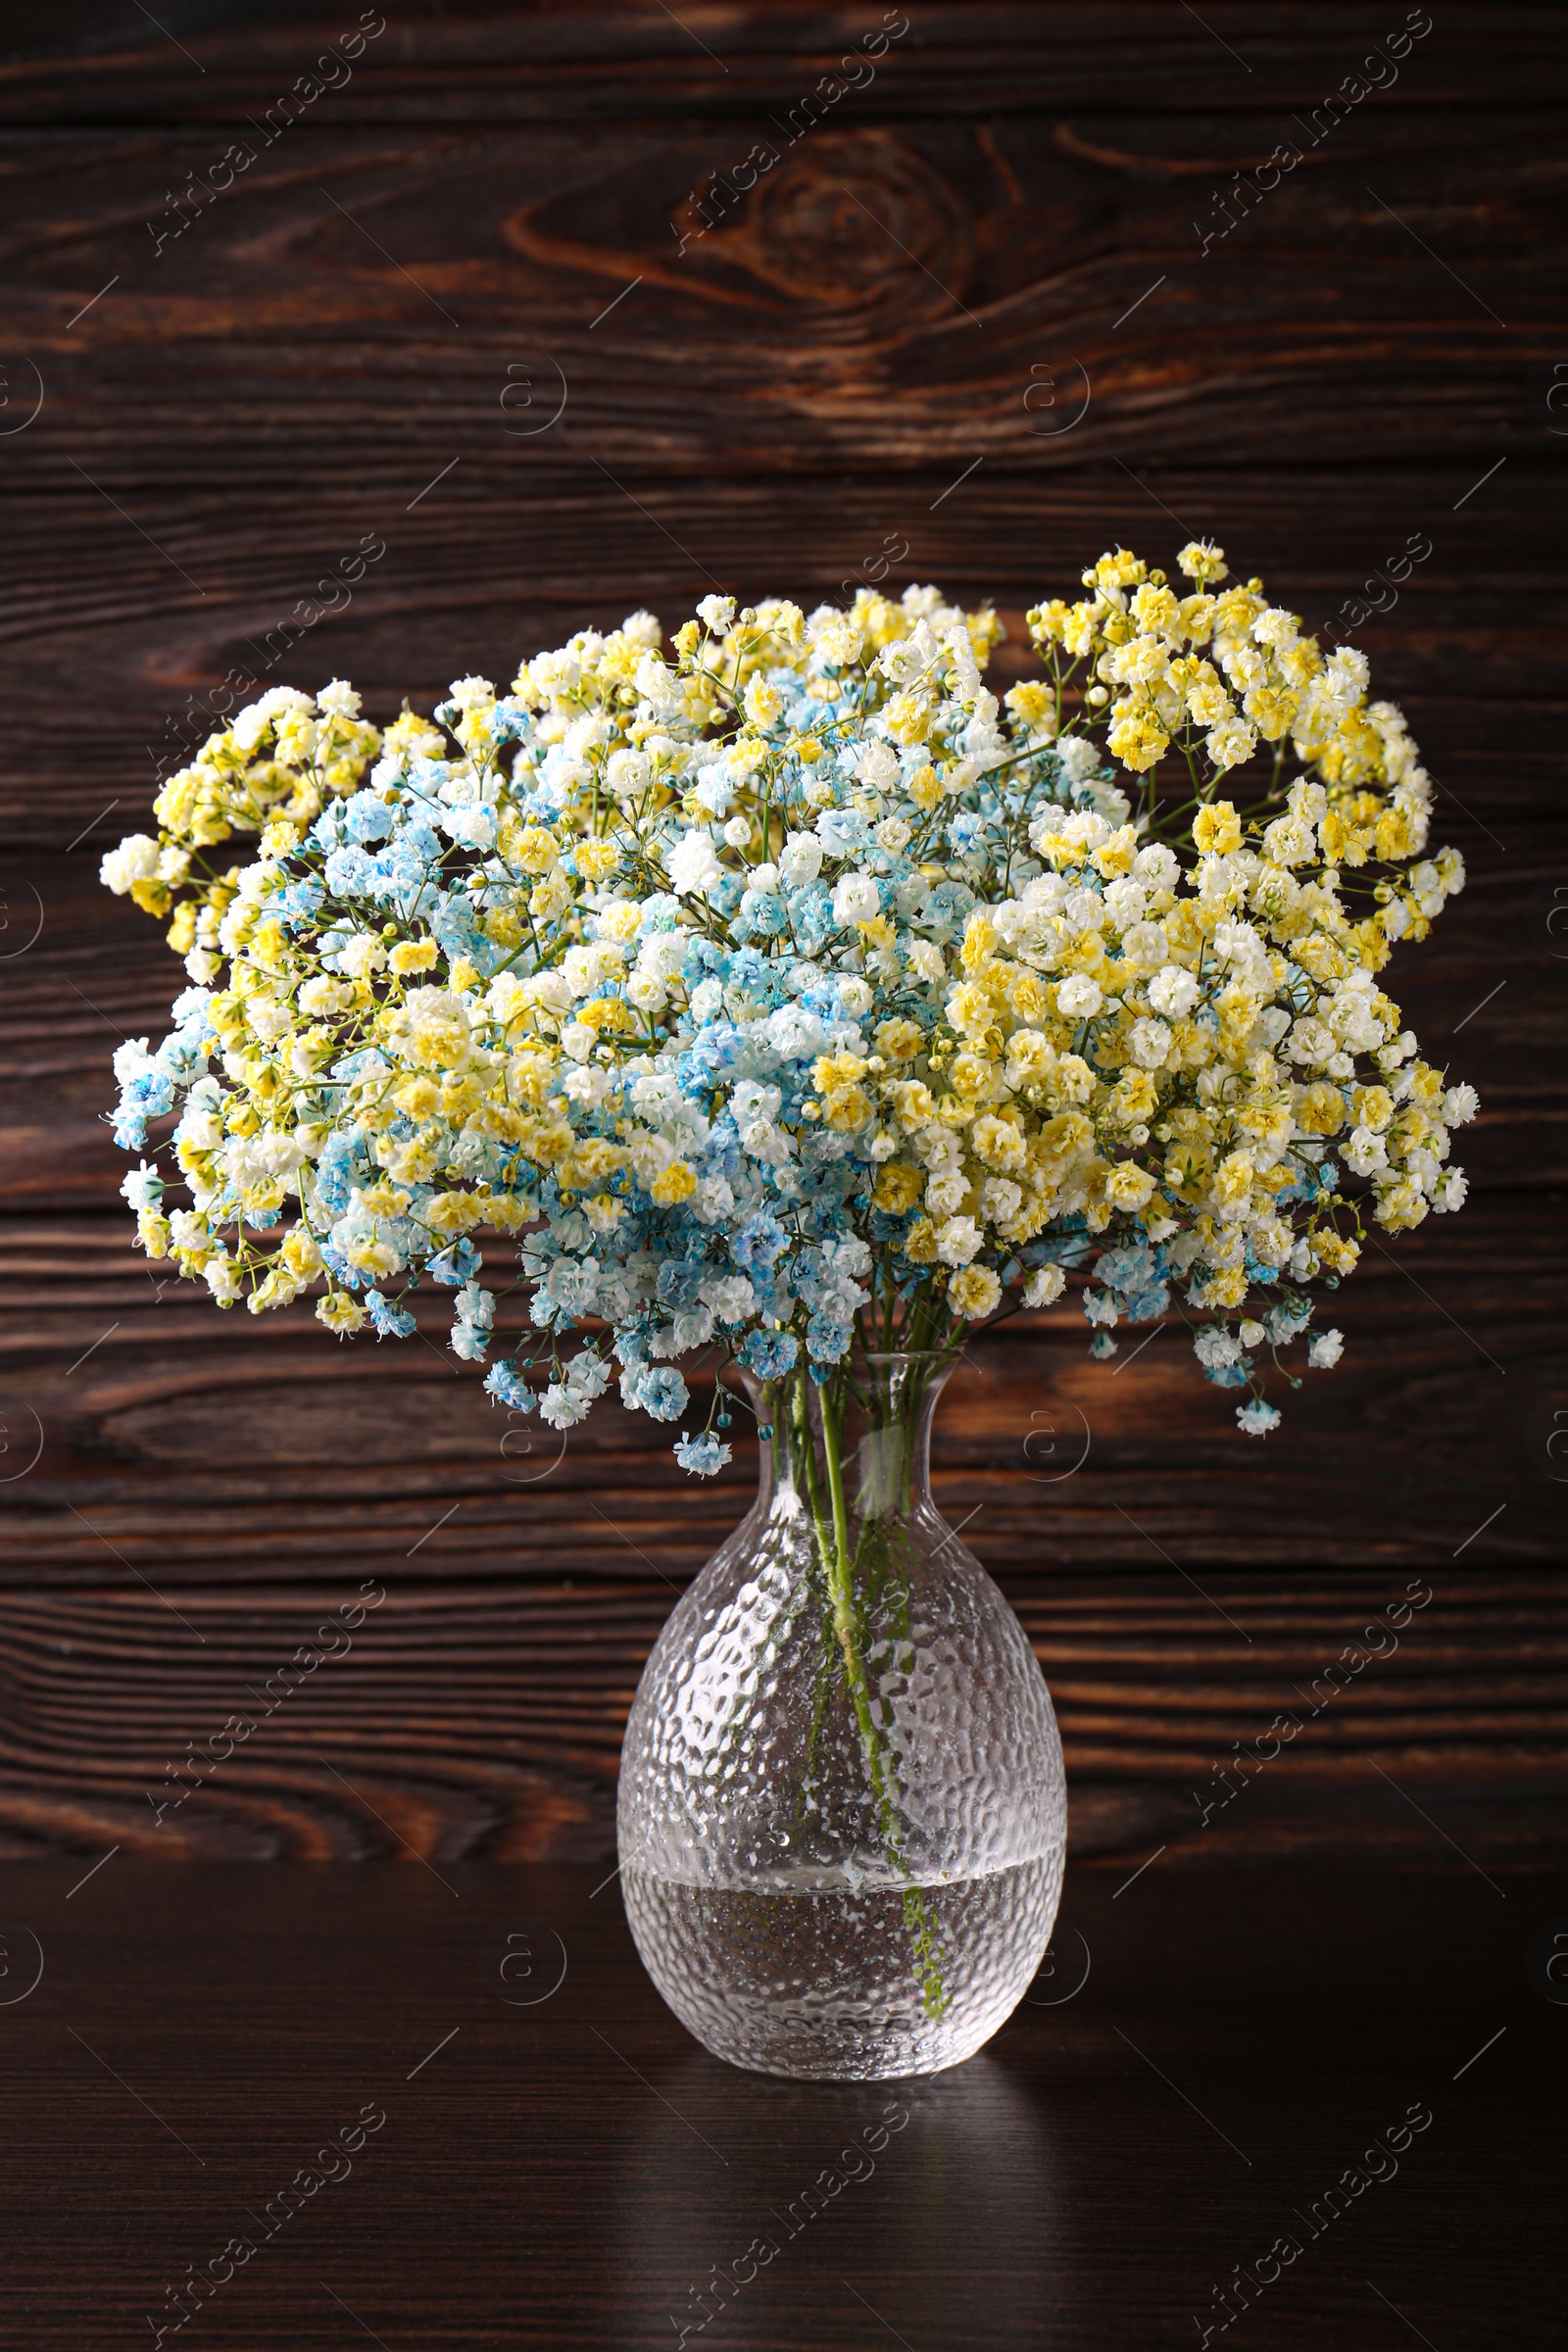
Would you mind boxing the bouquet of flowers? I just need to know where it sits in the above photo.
[104,541,1476,1467]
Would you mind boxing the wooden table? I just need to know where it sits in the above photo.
[2,1858,1556,2347]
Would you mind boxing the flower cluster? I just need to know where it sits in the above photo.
[105,543,1477,1458]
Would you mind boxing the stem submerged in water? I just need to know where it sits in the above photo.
[791,1360,951,2020]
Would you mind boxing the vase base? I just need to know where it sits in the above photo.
[623,1847,1063,2081]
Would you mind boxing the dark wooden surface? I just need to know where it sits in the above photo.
[1,4,1564,1865]
[0,1859,1560,2347]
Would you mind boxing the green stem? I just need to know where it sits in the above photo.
[809,1367,949,2018]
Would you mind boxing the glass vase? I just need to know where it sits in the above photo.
[617,1351,1066,2080]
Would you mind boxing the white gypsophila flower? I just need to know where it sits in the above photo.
[1287,1017,1336,1066]
[204,1256,240,1304]
[1148,964,1200,1018]
[778,830,823,885]
[100,834,161,894]
[1342,1126,1388,1178]
[633,653,682,716]
[1128,1017,1172,1070]
[833,873,881,926]
[1057,974,1103,1019]
[700,1273,755,1323]
[231,684,312,754]
[1103,877,1147,928]
[121,1161,163,1211]
[1307,1329,1345,1368]
[935,1215,982,1267]
[539,1382,592,1428]
[926,1172,968,1218]
[1206,710,1257,771]
[809,611,861,667]
[854,739,900,790]
[1055,882,1101,935]
[666,829,724,898]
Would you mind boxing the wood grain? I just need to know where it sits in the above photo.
[0,1858,1556,2349]
[1,3,1562,1863]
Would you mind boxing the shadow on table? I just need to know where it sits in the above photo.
[600,2043,1065,2345]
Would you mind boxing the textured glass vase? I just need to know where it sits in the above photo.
[618,1352,1066,2080]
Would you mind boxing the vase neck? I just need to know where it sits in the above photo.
[746,1352,955,1528]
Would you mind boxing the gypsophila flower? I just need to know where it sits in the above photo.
[540,1382,593,1429]
[674,1432,732,1476]
[484,1361,537,1411]
[1194,1326,1243,1371]
[104,550,1476,1458]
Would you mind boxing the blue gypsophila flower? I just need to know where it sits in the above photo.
[427,1238,481,1288]
[633,1365,688,1422]
[740,1327,800,1379]
[484,1361,537,1411]
[806,1305,854,1364]
[366,1291,416,1340]
[322,845,377,898]
[732,1213,789,1271]
[342,790,397,846]
[673,1432,732,1476]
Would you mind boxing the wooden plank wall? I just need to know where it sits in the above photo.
[1,2,1563,1866]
